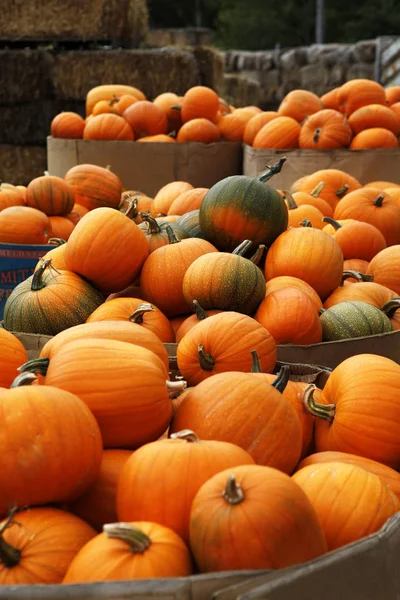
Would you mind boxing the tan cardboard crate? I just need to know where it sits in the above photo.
[243,145,400,189]
[47,137,243,198]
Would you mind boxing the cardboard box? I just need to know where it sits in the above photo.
[243,145,400,189]
[47,137,243,198]
[0,243,50,320]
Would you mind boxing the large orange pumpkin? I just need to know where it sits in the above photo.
[367,246,400,295]
[337,79,386,115]
[243,111,278,146]
[321,217,387,260]
[189,465,327,571]
[350,127,399,149]
[26,174,75,216]
[297,169,361,212]
[175,301,222,342]
[0,507,96,584]
[0,206,51,245]
[253,116,301,149]
[348,104,400,135]
[293,462,400,550]
[83,113,134,141]
[299,109,352,149]
[278,89,323,123]
[64,164,123,211]
[116,430,254,543]
[265,275,323,311]
[180,86,219,124]
[123,101,168,138]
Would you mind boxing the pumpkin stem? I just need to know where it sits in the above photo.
[48,237,67,246]
[249,245,265,265]
[300,219,313,228]
[251,350,262,373]
[166,225,181,244]
[310,181,325,198]
[373,194,385,207]
[272,364,290,393]
[319,307,326,315]
[313,128,321,143]
[0,510,21,568]
[171,105,182,111]
[10,372,38,388]
[122,196,139,220]
[31,259,52,291]
[193,300,208,320]
[257,157,287,184]
[340,270,374,285]
[232,240,255,257]
[155,212,167,217]
[166,379,187,398]
[17,357,49,377]
[302,384,336,422]
[380,298,400,318]
[336,184,349,198]
[170,429,200,443]
[222,474,245,505]
[129,303,156,324]
[103,523,151,553]
[139,212,161,234]
[283,190,298,210]
[198,344,215,371]
[322,217,342,230]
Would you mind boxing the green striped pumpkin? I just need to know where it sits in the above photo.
[176,210,206,239]
[320,300,393,341]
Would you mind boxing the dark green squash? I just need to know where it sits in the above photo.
[199,158,288,252]
[182,240,266,316]
[320,300,393,341]
[176,210,206,239]
[4,260,104,336]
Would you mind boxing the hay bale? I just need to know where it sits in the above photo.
[0,145,47,185]
[223,73,261,108]
[190,46,225,95]
[0,0,148,45]
[0,50,54,104]
[0,101,84,146]
[52,48,199,100]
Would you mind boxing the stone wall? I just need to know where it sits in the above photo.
[223,39,377,109]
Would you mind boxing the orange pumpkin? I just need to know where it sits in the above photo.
[0,187,26,211]
[304,354,400,468]
[68,449,132,531]
[348,104,400,135]
[0,328,28,388]
[255,288,322,345]
[350,127,399,149]
[0,507,96,584]
[252,116,301,149]
[299,109,352,149]
[297,169,361,212]
[114,94,139,115]
[367,246,400,295]
[64,207,149,293]
[0,206,51,244]
[337,79,386,115]
[177,118,220,143]
[391,101,400,120]
[333,188,400,247]
[63,521,192,582]
[320,87,340,111]
[64,164,123,211]
[51,111,86,139]
[34,240,68,272]
[123,101,168,138]
[86,85,145,115]
[284,191,325,228]
[83,113,134,141]
[66,203,89,225]
[180,86,219,124]
[323,281,396,312]
[217,109,254,142]
[321,217,387,260]
[116,430,254,543]
[343,258,370,277]
[242,111,278,146]
[153,92,182,132]
[48,216,75,241]
[291,186,334,217]
[92,99,120,116]
[278,89,323,123]
[177,311,276,386]
[189,465,327,571]
[167,187,208,216]
[385,86,400,106]
[293,462,400,550]
[265,275,323,311]
[137,134,176,143]
[26,174,75,216]
[265,225,344,300]
[87,298,175,343]
[175,301,222,342]
[151,181,194,217]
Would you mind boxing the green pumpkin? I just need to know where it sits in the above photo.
[199,159,288,252]
[176,210,206,239]
[320,301,394,341]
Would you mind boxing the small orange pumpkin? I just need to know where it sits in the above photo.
[253,116,301,149]
[348,104,400,135]
[337,79,386,115]
[278,89,323,122]
[177,118,220,143]
[242,111,278,146]
[83,113,134,141]
[350,127,399,149]
[123,101,168,138]
[51,112,86,139]
[299,109,352,149]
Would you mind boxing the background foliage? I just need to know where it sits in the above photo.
[147,0,400,50]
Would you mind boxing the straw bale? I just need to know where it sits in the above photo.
[190,46,225,95]
[223,73,261,108]
[52,48,199,100]
[0,50,54,104]
[0,145,47,185]
[0,0,148,45]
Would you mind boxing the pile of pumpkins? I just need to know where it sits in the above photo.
[0,161,400,584]
[49,80,400,149]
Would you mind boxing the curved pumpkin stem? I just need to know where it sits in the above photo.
[193,300,208,321]
[223,474,245,505]
[232,240,254,257]
[166,225,181,244]
[251,350,262,373]
[31,259,53,291]
[302,384,336,423]
[336,184,349,199]
[166,379,187,397]
[170,429,200,443]
[249,245,265,265]
[272,364,290,393]
[0,510,21,567]
[257,157,286,184]
[17,357,49,377]
[121,196,140,220]
[129,303,156,324]
[48,237,67,246]
[380,298,400,318]
[313,128,321,144]
[103,523,151,553]
[10,372,38,388]
[198,344,215,371]
[373,194,385,207]
[300,219,313,228]
[322,217,342,230]
[340,270,374,285]
[139,212,161,234]
[283,190,298,210]
[310,181,325,198]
